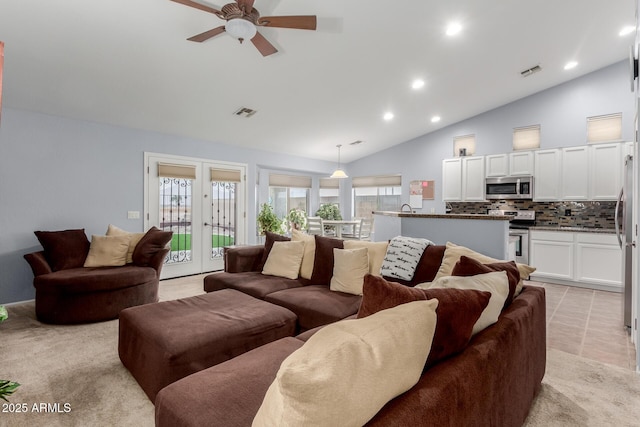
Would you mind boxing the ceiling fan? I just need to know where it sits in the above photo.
[170,0,317,57]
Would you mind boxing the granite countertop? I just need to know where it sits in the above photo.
[372,211,510,221]
[529,226,616,234]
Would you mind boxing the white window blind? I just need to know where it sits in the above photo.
[158,163,196,180]
[587,113,622,143]
[210,168,241,182]
[513,125,541,151]
[352,175,402,188]
[319,178,340,189]
[269,173,312,188]
[453,134,476,156]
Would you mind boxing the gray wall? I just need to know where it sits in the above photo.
[346,61,635,216]
[0,60,632,304]
[0,109,336,304]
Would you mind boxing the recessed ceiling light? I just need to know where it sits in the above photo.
[383,112,394,121]
[564,61,578,70]
[412,79,425,90]
[431,116,441,123]
[446,22,462,36]
[619,25,636,37]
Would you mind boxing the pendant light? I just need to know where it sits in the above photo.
[330,144,348,179]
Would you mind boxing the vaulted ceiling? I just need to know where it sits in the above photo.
[0,0,635,162]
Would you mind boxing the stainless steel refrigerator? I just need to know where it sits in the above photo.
[616,154,634,332]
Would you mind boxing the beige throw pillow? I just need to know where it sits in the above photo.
[106,224,145,264]
[419,271,509,335]
[83,235,130,267]
[344,240,388,276]
[252,299,439,427]
[262,241,305,280]
[330,247,369,295]
[291,229,315,280]
[435,242,536,295]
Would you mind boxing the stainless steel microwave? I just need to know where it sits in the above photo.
[485,176,534,200]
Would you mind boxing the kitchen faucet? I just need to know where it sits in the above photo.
[400,203,413,213]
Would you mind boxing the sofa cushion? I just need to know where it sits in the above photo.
[265,285,362,331]
[452,255,520,308]
[84,234,130,267]
[383,244,446,286]
[309,235,344,285]
[421,271,510,335]
[262,241,305,280]
[132,227,173,267]
[381,236,433,281]
[343,240,388,276]
[357,274,491,368]
[106,224,145,264]
[34,229,90,271]
[204,271,304,299]
[259,232,291,270]
[253,300,438,427]
[291,229,315,280]
[435,242,536,295]
[329,247,369,295]
[33,265,158,293]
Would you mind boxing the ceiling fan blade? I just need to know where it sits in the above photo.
[170,0,221,15]
[187,26,226,42]
[257,15,317,30]
[235,0,255,12]
[251,32,278,57]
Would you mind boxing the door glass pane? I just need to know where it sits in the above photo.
[159,177,192,264]
[210,181,236,259]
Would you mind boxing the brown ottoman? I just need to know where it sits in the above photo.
[118,289,297,402]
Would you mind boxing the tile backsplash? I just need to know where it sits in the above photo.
[449,200,617,229]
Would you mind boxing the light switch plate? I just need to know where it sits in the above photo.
[127,211,140,219]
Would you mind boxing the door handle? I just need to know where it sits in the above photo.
[204,222,211,227]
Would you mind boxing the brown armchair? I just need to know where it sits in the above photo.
[24,227,171,324]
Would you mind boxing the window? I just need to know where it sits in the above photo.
[587,113,622,143]
[454,134,475,157]
[268,173,311,219]
[352,175,402,218]
[513,125,540,150]
[319,178,340,208]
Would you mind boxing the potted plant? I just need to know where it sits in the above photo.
[286,208,307,232]
[257,203,283,235]
[316,204,342,221]
[0,306,20,402]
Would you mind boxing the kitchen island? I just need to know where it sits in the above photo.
[372,211,511,260]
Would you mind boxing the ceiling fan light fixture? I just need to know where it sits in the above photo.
[330,144,348,179]
[225,18,257,42]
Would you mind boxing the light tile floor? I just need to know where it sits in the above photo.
[162,275,638,371]
[527,280,637,371]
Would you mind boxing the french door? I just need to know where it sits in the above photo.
[145,153,247,279]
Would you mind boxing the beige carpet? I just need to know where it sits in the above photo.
[2,280,639,427]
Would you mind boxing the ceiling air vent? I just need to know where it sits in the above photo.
[520,65,542,77]
[234,107,257,118]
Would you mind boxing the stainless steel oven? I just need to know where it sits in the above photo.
[509,228,529,265]
[488,209,534,264]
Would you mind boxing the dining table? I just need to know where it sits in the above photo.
[322,220,360,238]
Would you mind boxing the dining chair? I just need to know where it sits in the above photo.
[306,217,324,236]
[341,218,362,240]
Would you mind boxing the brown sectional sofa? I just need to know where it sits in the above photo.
[153,235,546,426]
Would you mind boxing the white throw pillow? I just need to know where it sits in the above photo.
[83,234,130,267]
[262,241,305,280]
[418,271,509,335]
[330,247,369,295]
[106,224,145,264]
[344,240,388,276]
[252,299,439,427]
[291,229,315,280]
[380,236,433,281]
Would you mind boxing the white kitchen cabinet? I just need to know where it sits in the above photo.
[485,154,508,177]
[530,230,622,291]
[462,156,485,201]
[533,149,562,201]
[588,142,622,200]
[529,231,574,281]
[561,146,589,200]
[509,151,535,176]
[442,158,462,201]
